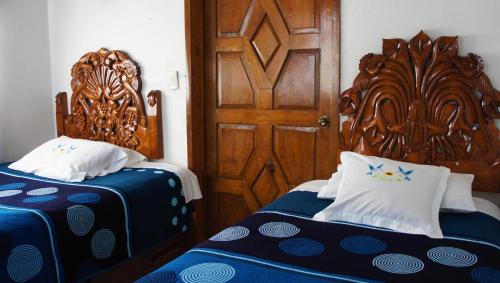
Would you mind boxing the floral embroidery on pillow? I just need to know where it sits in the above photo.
[367,164,414,182]
[52,144,77,155]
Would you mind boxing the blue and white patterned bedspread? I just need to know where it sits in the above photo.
[138,191,500,283]
[0,164,192,283]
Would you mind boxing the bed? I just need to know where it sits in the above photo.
[0,49,202,283]
[136,32,500,282]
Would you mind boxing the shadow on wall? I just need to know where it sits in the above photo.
[0,0,55,162]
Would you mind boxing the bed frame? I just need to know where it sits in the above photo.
[54,49,194,282]
[340,31,500,192]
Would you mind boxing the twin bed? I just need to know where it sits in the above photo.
[136,32,500,283]
[0,49,201,283]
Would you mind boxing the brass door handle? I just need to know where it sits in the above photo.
[318,115,331,128]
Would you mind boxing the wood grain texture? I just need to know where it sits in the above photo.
[217,53,256,108]
[340,31,500,191]
[275,0,320,34]
[206,0,340,232]
[55,48,163,159]
[185,0,208,242]
[274,51,319,109]
[217,0,253,37]
[217,124,256,178]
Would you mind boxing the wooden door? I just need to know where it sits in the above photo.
[206,0,340,232]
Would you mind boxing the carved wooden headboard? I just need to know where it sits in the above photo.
[340,31,500,192]
[55,48,163,159]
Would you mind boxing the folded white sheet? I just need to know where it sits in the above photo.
[130,161,202,203]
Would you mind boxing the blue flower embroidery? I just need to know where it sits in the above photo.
[52,143,77,155]
[367,164,413,182]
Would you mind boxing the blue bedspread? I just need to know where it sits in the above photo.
[0,164,193,283]
[138,191,500,283]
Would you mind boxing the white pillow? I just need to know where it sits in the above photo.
[9,136,128,182]
[318,169,476,212]
[121,147,147,167]
[441,173,476,212]
[313,152,450,238]
[317,171,342,199]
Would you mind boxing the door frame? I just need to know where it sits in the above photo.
[185,0,207,241]
[185,0,341,240]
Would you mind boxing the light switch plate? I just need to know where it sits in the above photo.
[168,71,179,90]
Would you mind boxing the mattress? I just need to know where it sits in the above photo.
[137,183,500,283]
[0,163,198,283]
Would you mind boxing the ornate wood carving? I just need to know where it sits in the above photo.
[340,31,500,191]
[56,48,163,159]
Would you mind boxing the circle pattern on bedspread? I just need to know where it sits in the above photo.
[373,253,424,274]
[137,169,147,172]
[210,226,250,241]
[91,229,116,259]
[471,267,500,283]
[168,178,176,188]
[341,236,387,255]
[67,205,95,236]
[67,193,101,204]
[0,182,27,190]
[259,222,300,238]
[172,216,179,226]
[427,246,477,267]
[180,263,235,283]
[23,195,58,203]
[0,190,22,197]
[140,270,176,283]
[154,170,164,174]
[181,206,187,215]
[7,245,43,282]
[279,238,325,256]
[27,187,58,196]
[171,197,178,207]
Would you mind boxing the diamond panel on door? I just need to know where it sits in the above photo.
[251,16,281,69]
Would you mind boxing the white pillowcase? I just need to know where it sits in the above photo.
[441,173,476,212]
[9,136,128,182]
[318,168,476,212]
[314,152,450,238]
[317,171,342,199]
[121,147,147,167]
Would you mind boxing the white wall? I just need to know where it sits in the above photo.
[0,0,54,162]
[341,0,500,130]
[47,0,188,166]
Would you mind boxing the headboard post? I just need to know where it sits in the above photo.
[340,31,500,191]
[55,48,164,159]
[55,92,68,137]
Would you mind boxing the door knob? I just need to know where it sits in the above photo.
[318,115,331,128]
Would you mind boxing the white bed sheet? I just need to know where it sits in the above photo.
[130,161,202,203]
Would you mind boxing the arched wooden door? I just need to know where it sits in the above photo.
[205,0,340,232]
